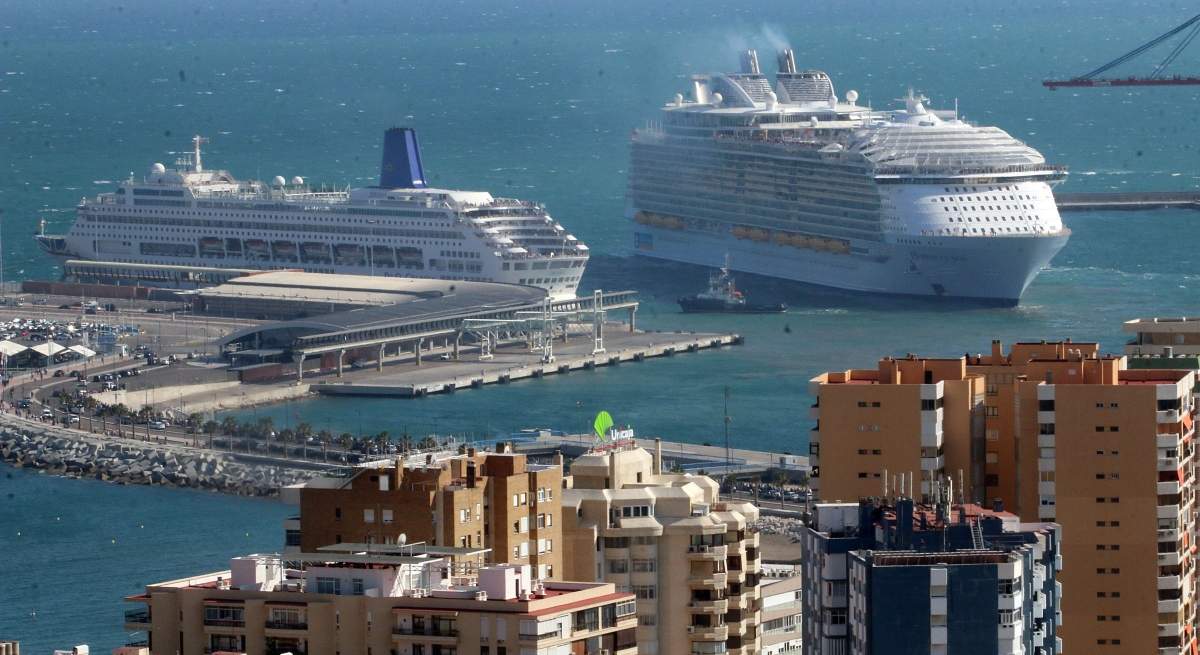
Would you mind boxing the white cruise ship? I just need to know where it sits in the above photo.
[37,129,589,300]
[628,49,1070,304]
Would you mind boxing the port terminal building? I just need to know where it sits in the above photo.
[196,271,638,382]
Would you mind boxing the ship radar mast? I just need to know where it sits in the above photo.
[192,135,207,172]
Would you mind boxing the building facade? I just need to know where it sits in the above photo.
[562,444,762,655]
[286,445,563,579]
[811,340,1199,654]
[124,551,637,655]
[808,356,985,505]
[759,575,803,655]
[801,499,1060,655]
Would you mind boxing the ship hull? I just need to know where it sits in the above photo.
[635,226,1068,305]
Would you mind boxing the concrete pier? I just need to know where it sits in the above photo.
[313,330,742,398]
[1056,191,1200,211]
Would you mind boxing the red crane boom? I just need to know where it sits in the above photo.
[1044,12,1200,89]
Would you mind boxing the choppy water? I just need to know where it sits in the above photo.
[2,0,1199,650]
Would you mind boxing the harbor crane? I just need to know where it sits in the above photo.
[1044,12,1200,89]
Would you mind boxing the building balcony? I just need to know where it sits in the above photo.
[1037,410,1055,425]
[392,627,459,642]
[1159,622,1182,637]
[728,593,751,610]
[689,572,728,589]
[727,569,746,584]
[1160,550,1184,566]
[1159,504,1182,521]
[688,599,728,615]
[1159,575,1182,590]
[203,619,247,631]
[930,597,947,615]
[1038,457,1055,472]
[920,454,944,472]
[1159,648,1182,655]
[1159,409,1182,424]
[124,608,151,627]
[997,621,1023,641]
[687,624,729,641]
[1159,599,1181,614]
[1160,433,1181,448]
[998,590,1024,611]
[264,620,308,633]
[1038,434,1055,448]
[687,544,727,560]
[1160,480,1182,495]
[930,626,948,645]
[1159,527,1179,542]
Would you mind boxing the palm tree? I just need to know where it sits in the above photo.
[202,420,219,449]
[220,415,239,437]
[318,429,333,462]
[417,435,437,450]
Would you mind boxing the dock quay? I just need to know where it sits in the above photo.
[313,328,742,398]
[1055,191,1200,211]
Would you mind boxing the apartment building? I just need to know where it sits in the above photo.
[285,444,563,578]
[801,499,1060,655]
[1125,317,1200,356]
[812,339,1199,654]
[123,548,637,655]
[562,443,762,655]
[759,575,803,655]
[808,355,985,504]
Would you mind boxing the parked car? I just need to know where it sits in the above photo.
[148,420,167,430]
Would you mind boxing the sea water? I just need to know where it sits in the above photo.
[2,0,1199,649]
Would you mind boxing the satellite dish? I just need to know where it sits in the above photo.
[399,533,407,545]
[291,176,304,185]
[711,92,724,106]
[846,89,859,103]
[272,175,286,187]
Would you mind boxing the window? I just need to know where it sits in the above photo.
[828,608,847,625]
[316,577,341,595]
[634,585,656,599]
[382,509,394,524]
[363,509,375,524]
[633,559,656,572]
[460,509,469,523]
[609,559,629,574]
[352,578,364,595]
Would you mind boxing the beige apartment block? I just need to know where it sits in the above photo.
[1125,317,1200,356]
[808,355,985,504]
[758,575,802,655]
[123,549,637,655]
[562,444,762,655]
[286,444,563,579]
[812,339,1199,655]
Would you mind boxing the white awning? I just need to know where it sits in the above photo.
[0,340,28,356]
[69,345,97,358]
[29,342,66,357]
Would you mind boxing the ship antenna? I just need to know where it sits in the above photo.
[192,135,207,173]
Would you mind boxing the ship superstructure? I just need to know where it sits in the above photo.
[37,129,589,299]
[628,48,1070,303]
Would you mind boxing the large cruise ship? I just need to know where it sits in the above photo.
[628,49,1069,304]
[37,128,589,299]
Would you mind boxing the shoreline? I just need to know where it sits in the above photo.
[0,416,324,497]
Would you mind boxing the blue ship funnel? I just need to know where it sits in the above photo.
[380,127,427,188]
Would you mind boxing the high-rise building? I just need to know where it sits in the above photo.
[285,444,563,578]
[801,499,1060,655]
[759,575,803,655]
[811,340,1199,654]
[123,546,637,655]
[808,356,985,504]
[561,443,762,655]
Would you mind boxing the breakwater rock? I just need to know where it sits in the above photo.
[0,430,317,497]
